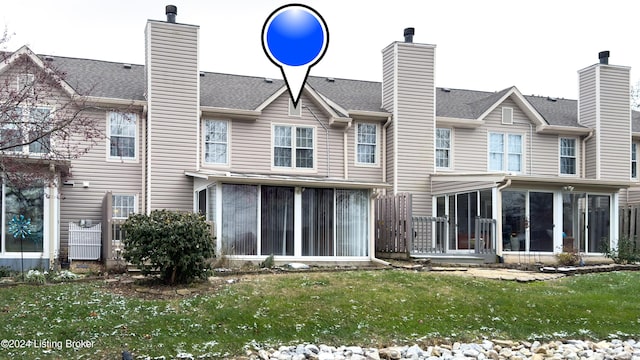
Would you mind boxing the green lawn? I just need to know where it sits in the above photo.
[0,270,639,359]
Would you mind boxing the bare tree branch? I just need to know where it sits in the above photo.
[0,39,109,190]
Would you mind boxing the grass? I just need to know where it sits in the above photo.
[0,270,639,359]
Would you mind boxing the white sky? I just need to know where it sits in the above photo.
[2,0,639,100]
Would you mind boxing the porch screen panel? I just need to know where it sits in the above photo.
[336,189,369,256]
[588,195,610,253]
[502,191,526,251]
[4,185,44,252]
[480,190,492,218]
[221,184,258,255]
[261,186,294,256]
[529,192,553,252]
[302,188,334,256]
[448,197,456,250]
[206,184,216,222]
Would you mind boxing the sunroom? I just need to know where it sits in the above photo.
[188,171,387,263]
[430,174,627,263]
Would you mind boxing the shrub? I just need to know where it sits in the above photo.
[53,270,79,281]
[260,254,275,269]
[25,269,46,284]
[0,266,12,278]
[122,210,215,284]
[603,236,640,264]
[556,252,580,266]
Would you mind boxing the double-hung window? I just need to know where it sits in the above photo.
[204,119,228,165]
[436,128,451,169]
[489,132,522,172]
[1,106,51,154]
[632,143,637,179]
[109,112,136,159]
[112,194,136,219]
[560,138,577,175]
[273,125,314,169]
[356,123,377,164]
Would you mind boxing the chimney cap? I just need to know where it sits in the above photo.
[598,50,610,65]
[403,27,415,43]
[166,5,177,23]
[166,5,177,15]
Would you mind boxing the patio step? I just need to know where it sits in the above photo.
[411,254,495,265]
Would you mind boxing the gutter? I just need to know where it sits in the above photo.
[497,178,512,191]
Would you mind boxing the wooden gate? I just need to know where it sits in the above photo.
[374,193,412,258]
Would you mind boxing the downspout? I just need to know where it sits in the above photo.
[141,105,148,214]
[303,106,330,177]
[343,121,352,180]
[382,116,392,185]
[495,178,511,258]
[48,164,56,270]
[582,130,594,178]
[529,123,533,175]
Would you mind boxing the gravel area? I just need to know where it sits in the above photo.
[231,339,640,360]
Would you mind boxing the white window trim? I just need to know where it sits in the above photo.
[632,142,638,180]
[487,131,524,173]
[354,122,380,167]
[106,111,138,162]
[435,127,453,171]
[202,119,231,168]
[0,183,52,258]
[112,194,138,219]
[271,123,317,173]
[288,98,302,117]
[559,137,579,177]
[502,107,513,125]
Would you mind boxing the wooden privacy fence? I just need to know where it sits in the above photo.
[619,205,640,242]
[375,193,412,257]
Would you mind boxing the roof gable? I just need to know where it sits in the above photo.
[0,46,78,98]
[475,86,547,127]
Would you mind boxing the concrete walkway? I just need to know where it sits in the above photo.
[429,267,565,282]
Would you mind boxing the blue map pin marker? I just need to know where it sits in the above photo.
[262,4,329,107]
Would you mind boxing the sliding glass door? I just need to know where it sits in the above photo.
[261,186,294,256]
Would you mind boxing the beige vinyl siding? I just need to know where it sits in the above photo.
[622,187,640,204]
[145,21,199,211]
[598,66,631,181]
[451,127,487,171]
[381,44,395,112]
[395,42,435,216]
[448,99,563,176]
[227,93,345,178]
[348,121,383,182]
[431,180,497,195]
[579,66,598,178]
[532,134,563,176]
[59,109,144,249]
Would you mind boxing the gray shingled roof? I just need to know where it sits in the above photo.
[42,54,640,130]
[53,56,146,101]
